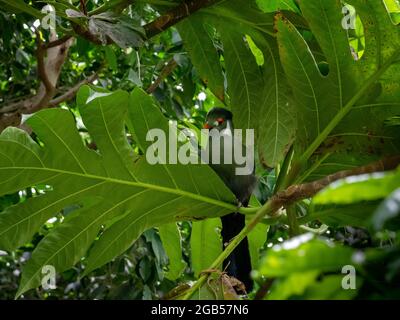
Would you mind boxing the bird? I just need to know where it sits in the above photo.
[203,107,257,291]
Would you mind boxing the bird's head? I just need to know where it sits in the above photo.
[203,107,233,131]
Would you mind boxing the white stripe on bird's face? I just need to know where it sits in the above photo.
[221,120,233,136]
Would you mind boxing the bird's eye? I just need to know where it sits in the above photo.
[217,118,224,124]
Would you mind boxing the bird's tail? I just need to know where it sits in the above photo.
[221,212,253,291]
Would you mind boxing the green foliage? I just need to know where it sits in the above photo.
[190,218,222,277]
[256,235,363,299]
[176,15,224,101]
[373,188,400,231]
[276,0,400,171]
[247,221,269,269]
[0,0,399,300]
[256,0,299,13]
[0,87,236,297]
[259,235,354,276]
[158,223,186,280]
[313,169,400,205]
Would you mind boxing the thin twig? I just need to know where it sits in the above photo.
[43,35,73,49]
[48,71,100,107]
[146,59,178,94]
[80,0,88,16]
[36,31,54,93]
[144,0,220,39]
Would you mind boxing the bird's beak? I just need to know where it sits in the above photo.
[203,123,212,129]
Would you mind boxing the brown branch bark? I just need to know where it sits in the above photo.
[80,0,88,16]
[146,59,178,94]
[43,35,73,49]
[36,32,56,94]
[26,33,74,114]
[48,72,100,107]
[144,0,220,39]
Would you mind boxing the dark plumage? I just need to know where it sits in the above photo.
[204,107,256,291]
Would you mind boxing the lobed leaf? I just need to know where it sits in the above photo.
[0,87,236,295]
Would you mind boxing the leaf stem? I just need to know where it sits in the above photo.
[286,205,299,236]
[273,144,294,193]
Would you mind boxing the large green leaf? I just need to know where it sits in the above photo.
[16,201,101,297]
[261,237,362,300]
[180,0,297,166]
[258,235,357,277]
[217,18,295,166]
[305,168,400,227]
[275,0,360,153]
[252,34,295,167]
[177,15,224,101]
[313,169,400,205]
[276,0,400,175]
[0,87,237,296]
[219,29,261,131]
[266,271,319,300]
[204,0,276,37]
[301,202,380,227]
[302,275,360,300]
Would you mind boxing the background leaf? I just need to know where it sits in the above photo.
[258,235,357,277]
[177,15,225,101]
[158,223,187,280]
[190,218,222,277]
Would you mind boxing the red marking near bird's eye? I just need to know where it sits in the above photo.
[217,118,225,124]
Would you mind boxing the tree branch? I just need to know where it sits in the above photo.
[146,58,178,94]
[36,32,55,94]
[43,35,73,49]
[144,0,220,39]
[48,72,100,107]
[79,0,88,16]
